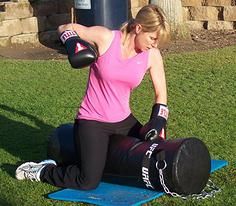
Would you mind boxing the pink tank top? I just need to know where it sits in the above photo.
[77,30,149,122]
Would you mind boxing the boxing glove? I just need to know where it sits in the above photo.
[60,30,98,69]
[139,103,169,141]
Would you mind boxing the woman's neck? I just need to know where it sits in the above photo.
[121,32,137,59]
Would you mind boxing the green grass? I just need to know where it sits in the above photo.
[0,46,235,206]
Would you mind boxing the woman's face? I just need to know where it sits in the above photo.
[134,25,158,52]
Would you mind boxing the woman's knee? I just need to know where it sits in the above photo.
[76,176,101,190]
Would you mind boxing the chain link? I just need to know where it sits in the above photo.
[156,160,221,200]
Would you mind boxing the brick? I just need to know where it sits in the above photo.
[183,7,190,20]
[185,20,205,30]
[206,0,232,6]
[0,19,22,37]
[21,16,46,33]
[181,0,205,6]
[4,2,33,20]
[21,17,39,33]
[208,20,234,29]
[0,36,10,47]
[11,33,39,44]
[189,6,219,21]
[0,12,5,22]
[224,6,236,21]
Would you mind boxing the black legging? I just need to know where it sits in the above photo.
[40,114,142,189]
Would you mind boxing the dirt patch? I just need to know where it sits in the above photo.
[0,30,235,60]
[164,30,236,54]
[0,43,67,60]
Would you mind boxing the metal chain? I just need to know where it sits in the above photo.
[156,160,221,200]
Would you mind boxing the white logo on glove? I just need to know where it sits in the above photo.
[60,30,78,44]
[75,42,87,53]
[158,105,169,120]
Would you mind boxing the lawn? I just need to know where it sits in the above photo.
[0,46,235,206]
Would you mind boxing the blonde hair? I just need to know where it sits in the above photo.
[121,4,170,47]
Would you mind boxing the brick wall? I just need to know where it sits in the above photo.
[0,0,235,47]
[182,0,236,30]
[0,0,73,47]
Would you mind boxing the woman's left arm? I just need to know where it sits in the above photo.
[138,48,168,141]
[148,48,167,105]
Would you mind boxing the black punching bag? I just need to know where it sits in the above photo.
[104,135,211,194]
[47,124,77,164]
[47,123,211,195]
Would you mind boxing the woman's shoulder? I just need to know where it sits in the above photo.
[149,48,162,61]
[72,24,113,46]
[90,26,113,42]
[91,27,115,55]
[149,47,161,56]
[147,48,163,68]
[75,25,114,55]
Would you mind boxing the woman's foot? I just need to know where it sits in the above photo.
[15,159,57,181]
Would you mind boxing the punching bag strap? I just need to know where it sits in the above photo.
[141,142,165,190]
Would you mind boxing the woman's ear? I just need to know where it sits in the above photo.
[135,24,142,34]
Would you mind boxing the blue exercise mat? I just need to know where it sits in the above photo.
[48,159,228,206]
[210,159,228,172]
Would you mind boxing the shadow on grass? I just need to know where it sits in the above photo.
[0,198,13,206]
[0,104,55,174]
[0,163,16,179]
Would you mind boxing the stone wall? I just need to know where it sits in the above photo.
[0,0,73,47]
[182,0,236,30]
[0,0,235,47]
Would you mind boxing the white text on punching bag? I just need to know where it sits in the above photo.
[145,143,158,158]
[142,143,159,188]
[142,167,154,189]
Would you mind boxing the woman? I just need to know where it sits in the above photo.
[15,4,170,190]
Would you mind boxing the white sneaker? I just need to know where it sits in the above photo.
[15,159,57,182]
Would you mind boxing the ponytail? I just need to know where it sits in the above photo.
[120,4,170,47]
[120,18,136,42]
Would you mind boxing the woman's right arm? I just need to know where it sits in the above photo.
[58,23,113,55]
